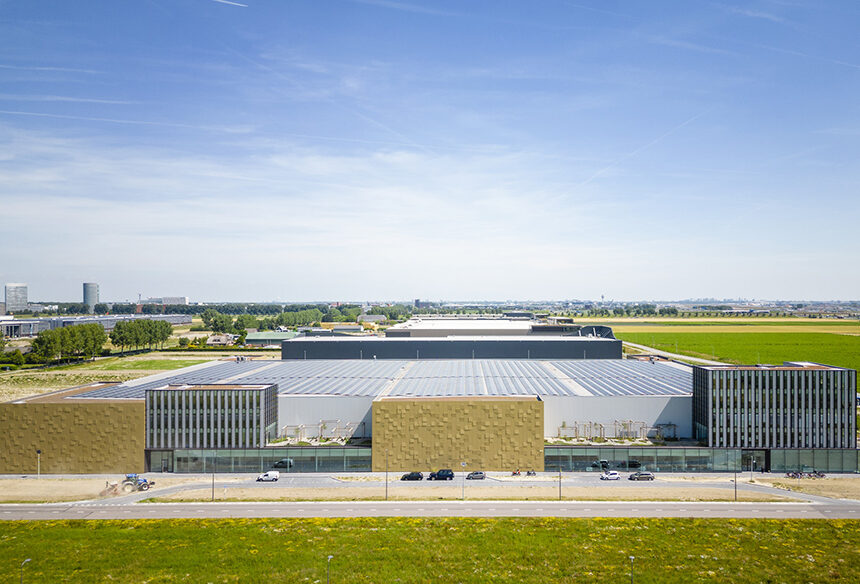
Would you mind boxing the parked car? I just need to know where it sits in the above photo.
[600,471,620,481]
[272,458,294,469]
[466,471,486,480]
[428,469,455,481]
[401,471,423,481]
[256,470,280,482]
[590,460,610,470]
[628,471,655,481]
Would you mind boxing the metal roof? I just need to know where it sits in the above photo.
[73,359,691,400]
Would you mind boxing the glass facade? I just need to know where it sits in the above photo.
[150,446,859,474]
[543,446,858,473]
[160,446,374,473]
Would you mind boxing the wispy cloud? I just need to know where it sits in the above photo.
[716,3,786,24]
[210,0,248,7]
[349,0,456,17]
[646,36,737,57]
[0,64,100,74]
[754,43,860,70]
[0,94,138,105]
[0,110,251,133]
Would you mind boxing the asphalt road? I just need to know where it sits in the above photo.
[3,499,860,520]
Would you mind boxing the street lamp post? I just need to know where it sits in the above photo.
[20,558,31,584]
[734,469,737,502]
[558,466,562,501]
[327,555,333,584]
[461,461,466,500]
[629,555,635,584]
[385,450,389,501]
[36,450,41,478]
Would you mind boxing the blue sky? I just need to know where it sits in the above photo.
[1,1,858,303]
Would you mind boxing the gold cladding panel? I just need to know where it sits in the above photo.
[0,402,145,474]
[371,399,543,472]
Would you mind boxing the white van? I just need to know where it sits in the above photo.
[256,470,280,482]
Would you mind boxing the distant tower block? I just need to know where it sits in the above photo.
[4,283,28,313]
[83,282,99,313]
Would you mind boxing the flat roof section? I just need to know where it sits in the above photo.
[72,359,693,400]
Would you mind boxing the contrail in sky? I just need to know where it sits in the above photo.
[211,0,248,7]
[579,109,712,186]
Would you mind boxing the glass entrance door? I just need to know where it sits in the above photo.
[741,450,768,473]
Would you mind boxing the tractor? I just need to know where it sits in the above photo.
[121,473,155,493]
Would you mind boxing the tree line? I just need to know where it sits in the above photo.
[30,323,108,362]
[109,320,173,352]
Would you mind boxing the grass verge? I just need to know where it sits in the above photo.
[1,518,858,582]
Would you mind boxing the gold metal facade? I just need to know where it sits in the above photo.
[371,397,544,472]
[0,401,145,474]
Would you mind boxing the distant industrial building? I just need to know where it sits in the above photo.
[83,282,99,313]
[4,283,27,313]
[142,296,190,305]
[384,316,615,338]
[283,336,621,360]
[0,313,192,339]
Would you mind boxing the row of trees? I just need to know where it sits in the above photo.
[30,323,108,362]
[109,320,173,352]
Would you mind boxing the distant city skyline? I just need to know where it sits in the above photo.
[1,2,858,301]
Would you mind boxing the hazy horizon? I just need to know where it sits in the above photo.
[2,1,858,302]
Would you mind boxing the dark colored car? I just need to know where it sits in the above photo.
[401,471,423,481]
[628,471,655,481]
[428,469,455,481]
[272,458,294,469]
[466,471,486,480]
[590,460,610,470]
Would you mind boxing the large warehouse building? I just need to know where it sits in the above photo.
[0,319,857,475]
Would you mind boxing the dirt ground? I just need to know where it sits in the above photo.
[0,477,207,503]
[153,484,793,503]
[754,477,860,501]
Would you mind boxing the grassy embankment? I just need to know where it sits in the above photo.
[2,518,859,582]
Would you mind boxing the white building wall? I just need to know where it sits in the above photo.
[542,395,692,438]
[277,395,374,437]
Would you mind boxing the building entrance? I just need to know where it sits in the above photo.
[741,450,768,473]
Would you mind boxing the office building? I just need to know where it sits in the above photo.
[145,384,278,449]
[4,283,27,313]
[693,363,857,450]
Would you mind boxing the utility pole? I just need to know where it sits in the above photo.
[385,450,389,501]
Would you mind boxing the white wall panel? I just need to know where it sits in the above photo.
[278,395,374,436]
[542,396,692,438]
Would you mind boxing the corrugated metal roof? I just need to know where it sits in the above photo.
[73,359,692,400]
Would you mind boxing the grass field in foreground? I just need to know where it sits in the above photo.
[1,518,858,583]
[616,331,860,371]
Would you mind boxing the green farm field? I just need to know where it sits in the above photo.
[2,518,859,583]
[616,331,860,371]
